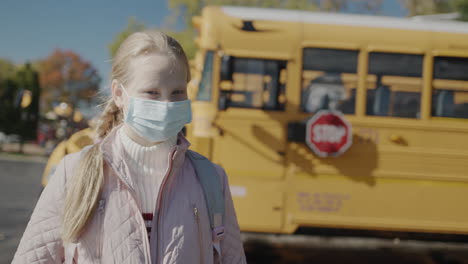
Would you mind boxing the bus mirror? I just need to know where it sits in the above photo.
[219,93,230,111]
[220,55,233,81]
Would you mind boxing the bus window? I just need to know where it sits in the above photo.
[366,52,423,118]
[197,51,214,101]
[301,48,358,114]
[432,56,468,119]
[221,57,286,110]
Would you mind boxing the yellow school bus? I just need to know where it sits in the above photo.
[41,128,95,188]
[188,6,468,238]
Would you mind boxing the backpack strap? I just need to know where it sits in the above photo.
[186,151,225,256]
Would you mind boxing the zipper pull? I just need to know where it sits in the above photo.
[98,199,106,211]
[193,206,199,220]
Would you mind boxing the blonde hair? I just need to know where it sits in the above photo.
[62,30,190,243]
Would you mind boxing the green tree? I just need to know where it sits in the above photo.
[0,63,41,149]
[0,59,19,136]
[168,0,318,28]
[454,0,468,20]
[108,17,146,59]
[15,63,40,141]
[165,0,384,58]
[165,28,198,62]
[107,1,385,60]
[400,0,468,21]
[167,0,384,24]
[0,58,16,83]
[0,79,20,135]
[165,0,320,58]
[401,0,455,16]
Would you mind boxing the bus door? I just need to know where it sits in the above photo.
[287,47,369,232]
[212,55,288,232]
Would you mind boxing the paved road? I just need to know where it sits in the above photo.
[244,238,468,264]
[0,158,44,264]
[1,157,468,264]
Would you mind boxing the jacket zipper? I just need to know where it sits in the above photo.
[102,157,152,264]
[96,199,105,259]
[193,205,205,264]
[153,148,177,264]
[103,141,181,264]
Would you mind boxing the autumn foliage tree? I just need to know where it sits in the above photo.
[38,49,101,114]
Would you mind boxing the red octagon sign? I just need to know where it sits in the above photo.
[305,110,352,157]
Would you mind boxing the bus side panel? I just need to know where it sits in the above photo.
[283,120,468,235]
[285,174,468,234]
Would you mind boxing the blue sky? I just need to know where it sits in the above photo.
[0,0,170,87]
[0,0,406,91]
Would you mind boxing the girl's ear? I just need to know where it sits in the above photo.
[111,79,124,108]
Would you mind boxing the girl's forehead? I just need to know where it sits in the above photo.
[128,53,187,88]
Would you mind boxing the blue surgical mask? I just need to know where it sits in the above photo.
[120,83,192,142]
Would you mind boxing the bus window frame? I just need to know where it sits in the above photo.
[299,44,361,116]
[361,47,426,120]
[217,55,287,111]
[430,50,468,121]
[196,50,216,102]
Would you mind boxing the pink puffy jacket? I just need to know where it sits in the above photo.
[12,127,247,264]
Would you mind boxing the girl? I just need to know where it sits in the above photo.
[13,30,246,264]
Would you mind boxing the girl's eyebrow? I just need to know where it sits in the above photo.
[140,85,160,91]
[138,80,162,90]
[171,87,186,92]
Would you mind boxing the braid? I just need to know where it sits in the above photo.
[96,99,123,139]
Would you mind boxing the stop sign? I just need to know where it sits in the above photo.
[305,110,352,157]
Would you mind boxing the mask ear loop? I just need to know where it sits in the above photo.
[118,82,130,120]
[119,83,129,97]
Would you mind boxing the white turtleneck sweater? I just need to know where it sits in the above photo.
[118,127,177,239]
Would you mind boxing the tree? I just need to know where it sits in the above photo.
[167,0,318,28]
[400,0,468,21]
[16,63,40,139]
[38,49,101,114]
[0,58,16,83]
[401,0,455,16]
[0,63,39,139]
[165,0,384,58]
[0,59,21,136]
[167,0,383,24]
[164,0,320,58]
[344,0,383,14]
[0,78,21,135]
[454,0,468,20]
[108,17,146,59]
[107,1,385,60]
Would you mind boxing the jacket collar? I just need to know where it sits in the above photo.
[99,124,191,191]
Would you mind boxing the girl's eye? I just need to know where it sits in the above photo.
[145,91,159,95]
[173,90,185,95]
